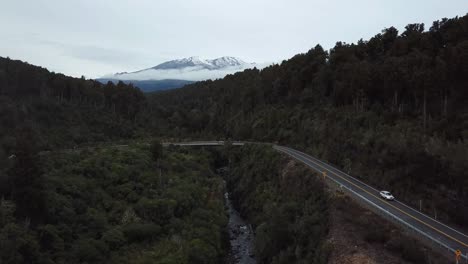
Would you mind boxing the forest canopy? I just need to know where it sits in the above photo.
[0,14,467,251]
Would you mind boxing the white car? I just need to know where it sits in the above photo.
[379,191,394,201]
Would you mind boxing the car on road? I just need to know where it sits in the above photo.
[379,190,394,201]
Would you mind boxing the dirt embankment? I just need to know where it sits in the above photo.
[326,192,447,264]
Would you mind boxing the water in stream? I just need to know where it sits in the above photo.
[224,191,256,264]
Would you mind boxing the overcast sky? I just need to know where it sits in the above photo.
[1,0,466,78]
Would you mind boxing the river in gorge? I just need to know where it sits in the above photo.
[224,190,256,264]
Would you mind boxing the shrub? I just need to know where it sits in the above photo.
[400,238,426,263]
[38,224,64,252]
[102,228,125,249]
[150,140,163,162]
[135,198,176,225]
[386,236,426,263]
[188,239,218,264]
[73,238,108,263]
[123,223,161,242]
[0,223,40,263]
[364,228,388,244]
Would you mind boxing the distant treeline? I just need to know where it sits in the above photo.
[151,15,467,139]
[0,57,146,152]
[96,78,195,93]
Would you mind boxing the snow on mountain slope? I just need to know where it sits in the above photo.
[103,56,265,81]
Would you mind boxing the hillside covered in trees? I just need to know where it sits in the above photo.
[149,15,468,226]
[0,142,228,264]
[0,58,152,243]
[0,56,146,154]
[0,13,466,264]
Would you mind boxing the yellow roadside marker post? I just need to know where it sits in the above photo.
[322,171,327,180]
[455,249,461,264]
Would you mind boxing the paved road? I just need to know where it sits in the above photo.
[274,146,468,257]
[171,141,468,259]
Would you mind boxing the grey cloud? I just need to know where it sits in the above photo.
[39,40,150,66]
[1,0,467,78]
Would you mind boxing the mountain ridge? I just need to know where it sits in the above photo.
[98,56,263,92]
[105,56,258,80]
[147,56,251,71]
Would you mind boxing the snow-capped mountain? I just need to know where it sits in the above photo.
[98,56,269,92]
[149,56,251,71]
[103,56,260,81]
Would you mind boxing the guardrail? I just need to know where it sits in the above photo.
[274,145,467,261]
[300,150,468,242]
[325,171,467,262]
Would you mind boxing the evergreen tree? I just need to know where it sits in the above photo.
[8,128,46,225]
[150,140,163,162]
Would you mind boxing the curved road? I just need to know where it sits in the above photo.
[171,141,468,260]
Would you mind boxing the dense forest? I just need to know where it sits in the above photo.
[149,15,468,227]
[0,56,146,153]
[0,13,467,264]
[0,142,228,263]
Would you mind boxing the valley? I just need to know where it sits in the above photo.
[0,9,467,264]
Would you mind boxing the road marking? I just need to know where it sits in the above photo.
[277,146,468,249]
[294,147,468,240]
